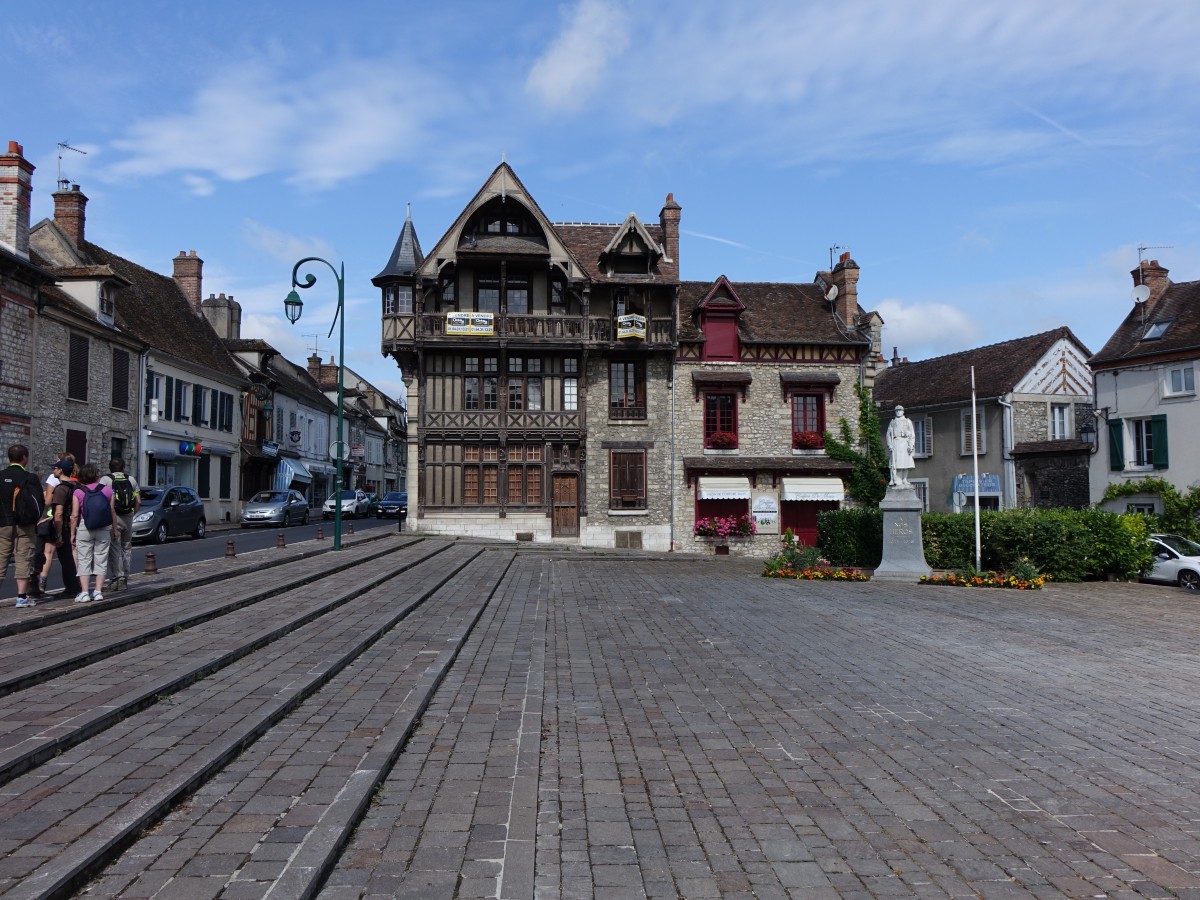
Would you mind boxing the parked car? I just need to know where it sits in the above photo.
[322,489,369,520]
[132,485,206,544]
[362,492,380,517]
[376,491,408,519]
[1146,533,1200,590]
[240,490,309,528]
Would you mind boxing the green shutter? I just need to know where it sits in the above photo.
[1151,414,1169,469]
[1108,418,1124,471]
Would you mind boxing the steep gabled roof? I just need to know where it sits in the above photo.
[556,222,674,283]
[372,209,424,283]
[874,327,1090,408]
[677,279,868,346]
[1090,278,1200,368]
[81,242,242,379]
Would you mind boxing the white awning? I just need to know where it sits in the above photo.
[780,477,845,502]
[274,457,313,491]
[697,476,752,500]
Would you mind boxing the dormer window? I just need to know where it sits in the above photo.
[99,284,115,318]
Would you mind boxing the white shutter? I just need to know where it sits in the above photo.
[923,417,933,456]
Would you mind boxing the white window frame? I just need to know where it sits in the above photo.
[1166,365,1195,397]
[960,409,986,455]
[913,417,933,458]
[911,478,930,512]
[1130,417,1154,469]
[1050,403,1071,440]
[563,377,578,411]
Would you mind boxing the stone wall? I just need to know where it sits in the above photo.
[0,284,36,449]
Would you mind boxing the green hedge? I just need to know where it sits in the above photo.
[817,507,1153,581]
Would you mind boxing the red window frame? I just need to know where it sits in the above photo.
[703,392,738,448]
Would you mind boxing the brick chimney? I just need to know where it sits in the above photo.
[658,192,681,279]
[829,251,860,326]
[172,250,203,311]
[52,183,88,247]
[0,141,35,259]
[1132,259,1170,307]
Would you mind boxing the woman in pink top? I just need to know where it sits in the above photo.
[70,463,117,602]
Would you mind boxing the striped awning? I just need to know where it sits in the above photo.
[780,477,845,502]
[697,476,752,500]
[274,457,313,491]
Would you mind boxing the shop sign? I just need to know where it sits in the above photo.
[617,313,647,340]
[752,492,780,535]
[178,441,204,457]
[261,440,280,458]
[289,429,302,444]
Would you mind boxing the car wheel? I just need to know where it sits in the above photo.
[154,522,168,544]
[1180,570,1200,591]
[301,511,309,525]
[193,519,206,539]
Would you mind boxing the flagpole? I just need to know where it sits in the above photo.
[971,366,982,571]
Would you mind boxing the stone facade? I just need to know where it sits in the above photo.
[0,271,37,448]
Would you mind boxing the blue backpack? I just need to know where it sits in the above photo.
[81,484,113,530]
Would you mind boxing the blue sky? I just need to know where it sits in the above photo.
[8,0,1200,401]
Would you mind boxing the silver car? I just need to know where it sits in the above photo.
[1146,533,1200,590]
[322,489,369,520]
[240,490,310,528]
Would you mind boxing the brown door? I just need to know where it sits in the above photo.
[780,500,838,548]
[552,473,579,537]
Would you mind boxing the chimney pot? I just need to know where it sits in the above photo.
[7,141,20,154]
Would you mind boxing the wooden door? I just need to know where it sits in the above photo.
[780,500,837,548]
[552,474,579,537]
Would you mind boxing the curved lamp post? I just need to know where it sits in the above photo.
[284,257,346,550]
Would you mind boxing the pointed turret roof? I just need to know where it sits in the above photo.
[373,206,424,283]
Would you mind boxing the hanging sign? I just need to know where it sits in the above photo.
[289,429,302,444]
[261,440,279,457]
[617,314,647,340]
[446,312,495,335]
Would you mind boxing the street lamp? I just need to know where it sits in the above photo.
[284,257,346,550]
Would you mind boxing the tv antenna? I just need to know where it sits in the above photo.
[829,244,846,270]
[305,334,324,357]
[56,141,87,190]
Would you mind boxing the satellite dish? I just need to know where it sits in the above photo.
[1132,284,1151,304]
[825,285,839,303]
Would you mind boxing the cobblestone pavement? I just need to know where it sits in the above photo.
[5,541,1200,898]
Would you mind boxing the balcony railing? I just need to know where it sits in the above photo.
[386,313,675,345]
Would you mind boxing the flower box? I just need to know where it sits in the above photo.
[792,430,824,450]
[705,431,738,450]
[694,514,757,539]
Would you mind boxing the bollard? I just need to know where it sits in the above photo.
[347,521,354,535]
[144,551,158,575]
[277,530,286,548]
[317,526,324,541]
[225,539,236,558]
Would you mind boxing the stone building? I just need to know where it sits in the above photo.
[30,187,246,526]
[0,141,56,453]
[676,257,885,555]
[874,327,1093,513]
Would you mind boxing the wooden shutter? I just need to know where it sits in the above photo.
[165,376,175,420]
[68,334,89,401]
[1151,414,1169,469]
[1108,418,1124,471]
[111,349,129,409]
[174,379,185,421]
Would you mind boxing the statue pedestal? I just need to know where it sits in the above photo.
[873,485,931,582]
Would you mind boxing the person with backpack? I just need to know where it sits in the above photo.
[37,459,82,599]
[1,444,45,608]
[101,458,140,593]
[70,463,117,603]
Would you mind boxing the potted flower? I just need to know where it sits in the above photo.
[793,430,824,450]
[706,431,738,450]
[694,514,757,540]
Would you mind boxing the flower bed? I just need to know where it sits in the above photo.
[763,563,869,582]
[919,571,1049,590]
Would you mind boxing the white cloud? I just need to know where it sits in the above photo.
[525,0,630,110]
[242,220,335,267]
[876,298,982,362]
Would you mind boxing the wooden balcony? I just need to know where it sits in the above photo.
[422,409,583,434]
[382,313,676,348]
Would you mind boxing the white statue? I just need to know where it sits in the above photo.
[886,405,916,487]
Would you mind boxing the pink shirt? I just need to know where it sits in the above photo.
[74,484,115,506]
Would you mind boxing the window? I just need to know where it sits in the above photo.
[1050,404,1071,441]
[1143,320,1171,341]
[463,446,499,505]
[507,273,530,315]
[610,451,646,509]
[439,275,457,311]
[507,358,541,411]
[791,394,824,446]
[193,386,209,426]
[563,378,577,411]
[1168,365,1195,395]
[476,271,500,314]
[507,445,543,506]
[175,380,189,422]
[110,436,126,464]
[68,333,89,401]
[704,392,737,448]
[610,361,646,420]
[99,285,115,318]
[66,428,87,462]
[960,409,985,455]
[383,285,413,315]
[913,417,933,457]
[1128,502,1156,516]
[111,349,130,410]
[911,479,930,512]
[550,278,567,311]
[218,392,235,433]
[1127,416,1169,469]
